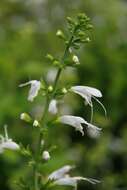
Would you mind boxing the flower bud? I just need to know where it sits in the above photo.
[56,30,65,39]
[62,88,68,94]
[84,37,90,43]
[46,54,54,61]
[72,55,80,65]
[33,120,40,127]
[20,113,32,122]
[48,85,53,92]
[42,150,50,161]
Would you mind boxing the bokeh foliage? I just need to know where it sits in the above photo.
[0,0,127,190]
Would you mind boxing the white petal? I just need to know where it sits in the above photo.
[19,80,41,102]
[83,86,102,97]
[48,165,73,180]
[71,86,102,100]
[48,99,58,114]
[28,81,41,101]
[59,115,87,136]
[2,139,20,151]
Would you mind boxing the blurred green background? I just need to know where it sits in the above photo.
[0,0,127,190]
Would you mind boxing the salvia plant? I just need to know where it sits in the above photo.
[0,13,106,190]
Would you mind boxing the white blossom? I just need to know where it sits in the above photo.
[48,165,100,188]
[48,99,58,114]
[71,86,102,105]
[59,115,101,136]
[19,80,41,102]
[1,139,19,151]
[70,86,106,116]
[42,150,50,161]
[59,115,88,136]
[0,126,19,153]
[48,165,73,180]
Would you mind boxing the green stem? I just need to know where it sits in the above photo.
[33,27,76,190]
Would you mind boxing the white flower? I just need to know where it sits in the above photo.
[59,115,88,136]
[59,115,101,136]
[48,165,73,180]
[48,165,100,189]
[19,80,41,102]
[42,150,50,161]
[70,86,106,117]
[54,176,100,187]
[71,86,102,106]
[48,99,58,114]
[2,139,19,151]
[0,126,19,153]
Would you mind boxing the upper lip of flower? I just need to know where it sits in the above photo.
[48,165,74,180]
[70,86,102,102]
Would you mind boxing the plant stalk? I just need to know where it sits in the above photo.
[34,27,76,190]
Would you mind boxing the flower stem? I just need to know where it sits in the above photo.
[33,27,76,190]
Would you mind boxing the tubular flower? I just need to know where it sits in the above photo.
[48,165,73,180]
[59,115,88,136]
[70,86,106,120]
[48,99,58,114]
[70,86,102,106]
[58,115,101,136]
[48,165,100,189]
[0,126,19,153]
[19,80,41,102]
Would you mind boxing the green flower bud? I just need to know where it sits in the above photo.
[84,37,91,43]
[48,85,53,92]
[20,113,32,122]
[62,88,68,94]
[56,30,65,39]
[46,54,54,61]
[86,24,93,30]
[72,55,80,65]
[33,120,40,127]
[66,17,74,24]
